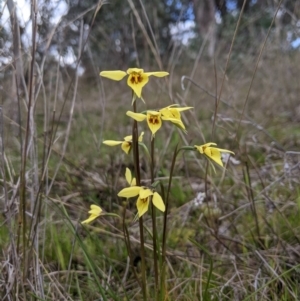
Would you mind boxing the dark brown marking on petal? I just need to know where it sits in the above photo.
[130,72,143,85]
[148,115,160,125]
[140,198,148,204]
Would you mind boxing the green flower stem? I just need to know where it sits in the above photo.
[205,161,209,198]
[161,144,180,299]
[122,201,142,289]
[150,137,159,294]
[180,146,196,151]
[138,142,151,163]
[132,99,147,301]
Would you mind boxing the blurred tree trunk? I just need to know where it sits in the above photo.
[193,0,216,58]
[237,0,251,12]
[215,0,227,17]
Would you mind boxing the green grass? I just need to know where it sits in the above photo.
[2,82,300,299]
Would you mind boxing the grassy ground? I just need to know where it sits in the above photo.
[1,20,300,301]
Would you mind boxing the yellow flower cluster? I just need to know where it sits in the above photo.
[81,67,234,224]
[127,104,193,137]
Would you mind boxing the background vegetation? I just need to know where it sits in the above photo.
[0,0,300,300]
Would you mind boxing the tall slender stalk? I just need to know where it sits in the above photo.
[122,200,142,288]
[150,137,159,293]
[132,99,147,300]
[161,144,179,299]
[19,0,38,283]
[243,162,261,246]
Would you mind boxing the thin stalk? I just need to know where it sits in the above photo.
[150,137,159,293]
[243,161,262,247]
[19,0,37,282]
[122,200,142,288]
[211,59,218,140]
[204,161,209,198]
[43,3,103,192]
[48,20,84,193]
[161,144,179,299]
[132,100,147,300]
[235,0,284,142]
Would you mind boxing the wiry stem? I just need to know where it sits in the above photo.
[19,0,38,283]
[122,200,142,288]
[161,144,179,299]
[150,137,159,294]
[132,99,147,300]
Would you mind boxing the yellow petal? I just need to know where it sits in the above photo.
[162,106,192,120]
[194,143,217,154]
[126,111,146,122]
[161,108,180,119]
[136,197,149,217]
[146,111,162,136]
[131,178,136,186]
[212,147,235,155]
[131,93,137,105]
[161,116,185,130]
[144,71,169,77]
[125,168,132,185]
[204,147,223,166]
[103,140,123,146]
[100,70,127,81]
[163,104,193,111]
[124,135,133,142]
[88,205,102,215]
[152,192,165,212]
[81,214,99,224]
[194,143,234,167]
[127,68,144,74]
[118,186,141,198]
[168,108,181,119]
[121,141,131,154]
[172,119,186,129]
[127,73,149,98]
[81,205,102,224]
[139,187,153,199]
[202,142,218,148]
[159,108,171,118]
[209,147,234,166]
[172,106,193,112]
[147,110,160,116]
[138,131,144,142]
[160,112,178,121]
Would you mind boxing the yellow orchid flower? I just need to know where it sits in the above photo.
[194,143,235,167]
[159,104,193,130]
[159,104,193,120]
[103,132,144,154]
[81,205,102,224]
[126,107,190,137]
[118,185,165,218]
[100,68,169,98]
